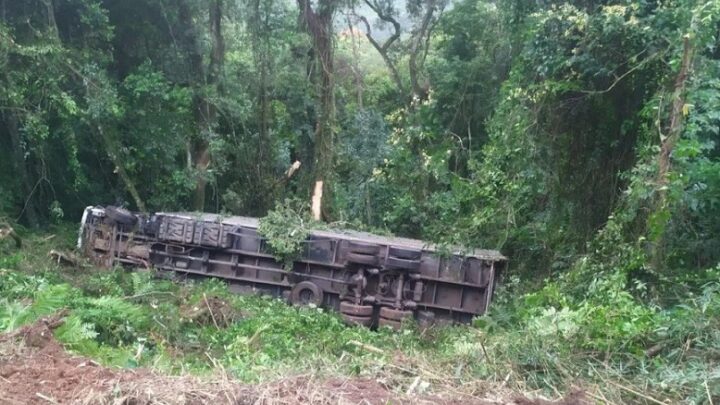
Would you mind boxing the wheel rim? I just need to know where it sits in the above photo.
[299,288,315,304]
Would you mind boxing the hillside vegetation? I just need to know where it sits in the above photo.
[1,0,719,403]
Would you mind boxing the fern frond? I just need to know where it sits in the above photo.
[55,314,98,346]
[0,299,31,332]
[131,271,156,296]
[26,284,73,320]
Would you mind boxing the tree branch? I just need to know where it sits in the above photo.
[409,0,437,100]
[356,13,404,94]
[361,0,401,53]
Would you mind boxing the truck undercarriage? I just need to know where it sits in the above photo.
[79,206,506,329]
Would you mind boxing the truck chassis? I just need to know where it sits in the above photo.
[79,206,506,328]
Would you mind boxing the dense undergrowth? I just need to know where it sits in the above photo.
[0,228,718,403]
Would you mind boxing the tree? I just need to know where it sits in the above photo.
[177,0,225,211]
[356,0,404,96]
[355,0,448,104]
[297,0,337,220]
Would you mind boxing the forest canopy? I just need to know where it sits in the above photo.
[2,0,718,277]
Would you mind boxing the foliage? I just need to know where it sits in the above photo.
[0,232,718,401]
[257,199,315,269]
[0,245,454,381]
[0,284,73,332]
[477,265,720,402]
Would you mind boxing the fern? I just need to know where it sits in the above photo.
[130,271,156,297]
[75,296,149,345]
[87,296,147,321]
[0,299,31,332]
[55,314,98,346]
[0,269,49,300]
[26,284,73,320]
[0,284,73,332]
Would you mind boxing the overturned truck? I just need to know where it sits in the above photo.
[78,206,506,329]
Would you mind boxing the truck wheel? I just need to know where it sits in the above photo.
[290,281,324,306]
[416,310,435,329]
[340,301,373,317]
[379,307,413,321]
[105,206,137,226]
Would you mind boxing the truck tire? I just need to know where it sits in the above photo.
[290,281,324,306]
[105,206,137,226]
[416,310,435,329]
[340,301,373,317]
[379,307,413,321]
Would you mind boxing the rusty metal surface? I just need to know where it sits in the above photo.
[79,206,507,328]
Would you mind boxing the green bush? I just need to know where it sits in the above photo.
[258,199,315,269]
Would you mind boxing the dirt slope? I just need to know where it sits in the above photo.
[0,317,585,405]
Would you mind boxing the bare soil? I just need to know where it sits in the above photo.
[0,317,586,405]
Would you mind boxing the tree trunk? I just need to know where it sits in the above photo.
[297,0,336,221]
[657,38,694,186]
[3,111,40,227]
[651,37,694,269]
[41,0,59,39]
[361,0,443,104]
[95,125,147,212]
[193,0,224,212]
[191,141,211,211]
[179,0,224,211]
[408,0,436,101]
[346,13,363,108]
[252,0,271,190]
